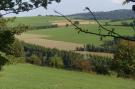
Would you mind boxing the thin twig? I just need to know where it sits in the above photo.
[1,6,41,16]
[54,9,135,41]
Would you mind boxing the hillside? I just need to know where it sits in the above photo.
[69,9,135,20]
[8,16,64,26]
[0,64,135,89]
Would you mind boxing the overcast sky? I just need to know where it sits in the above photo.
[5,0,133,17]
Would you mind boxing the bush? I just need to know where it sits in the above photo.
[6,55,25,64]
[121,22,129,26]
[66,24,69,27]
[112,40,135,78]
[27,54,42,66]
[104,22,109,26]
[8,39,25,57]
[49,55,64,68]
[0,54,8,70]
[74,21,79,25]
[23,42,113,74]
[89,55,112,75]
[73,59,92,72]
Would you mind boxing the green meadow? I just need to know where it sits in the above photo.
[9,16,64,26]
[0,64,135,89]
[27,24,134,45]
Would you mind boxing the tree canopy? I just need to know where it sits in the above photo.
[0,0,61,17]
[0,0,61,69]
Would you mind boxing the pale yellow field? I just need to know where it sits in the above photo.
[16,33,83,51]
[51,20,96,26]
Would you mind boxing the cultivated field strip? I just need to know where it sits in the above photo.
[16,33,113,57]
[51,20,96,26]
[16,33,83,51]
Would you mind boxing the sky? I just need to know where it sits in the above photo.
[5,0,133,17]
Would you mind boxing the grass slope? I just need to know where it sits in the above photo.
[0,64,135,89]
[27,24,134,45]
[9,16,64,26]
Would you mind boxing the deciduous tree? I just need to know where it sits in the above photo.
[0,0,61,70]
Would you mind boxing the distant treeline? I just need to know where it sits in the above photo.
[76,37,135,53]
[76,44,115,53]
[104,20,135,27]
[76,39,118,53]
[69,9,135,20]
[30,24,58,30]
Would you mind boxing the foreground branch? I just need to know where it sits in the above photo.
[54,8,135,41]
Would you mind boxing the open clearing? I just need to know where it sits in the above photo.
[0,64,135,89]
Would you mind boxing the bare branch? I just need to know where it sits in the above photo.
[85,7,128,38]
[54,9,135,41]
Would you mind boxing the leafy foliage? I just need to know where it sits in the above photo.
[0,54,8,70]
[49,55,64,68]
[23,42,112,74]
[0,0,61,16]
[112,40,135,78]
[6,55,25,64]
[88,55,112,75]
[0,18,29,69]
[7,39,25,57]
[27,54,42,65]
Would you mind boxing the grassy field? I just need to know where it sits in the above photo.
[27,24,134,45]
[8,16,64,26]
[0,64,135,89]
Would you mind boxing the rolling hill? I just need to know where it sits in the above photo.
[69,9,135,20]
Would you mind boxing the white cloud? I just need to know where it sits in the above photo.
[111,0,124,4]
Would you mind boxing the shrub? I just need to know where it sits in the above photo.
[49,55,64,68]
[27,54,42,66]
[73,59,92,72]
[112,40,135,78]
[121,22,129,26]
[23,42,113,74]
[66,24,69,27]
[0,54,8,70]
[6,55,25,64]
[104,22,109,26]
[88,55,112,75]
[74,21,79,25]
[8,39,25,57]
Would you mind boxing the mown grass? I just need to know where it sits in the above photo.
[27,24,134,45]
[0,64,135,89]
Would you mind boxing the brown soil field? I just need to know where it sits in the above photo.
[16,33,113,58]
